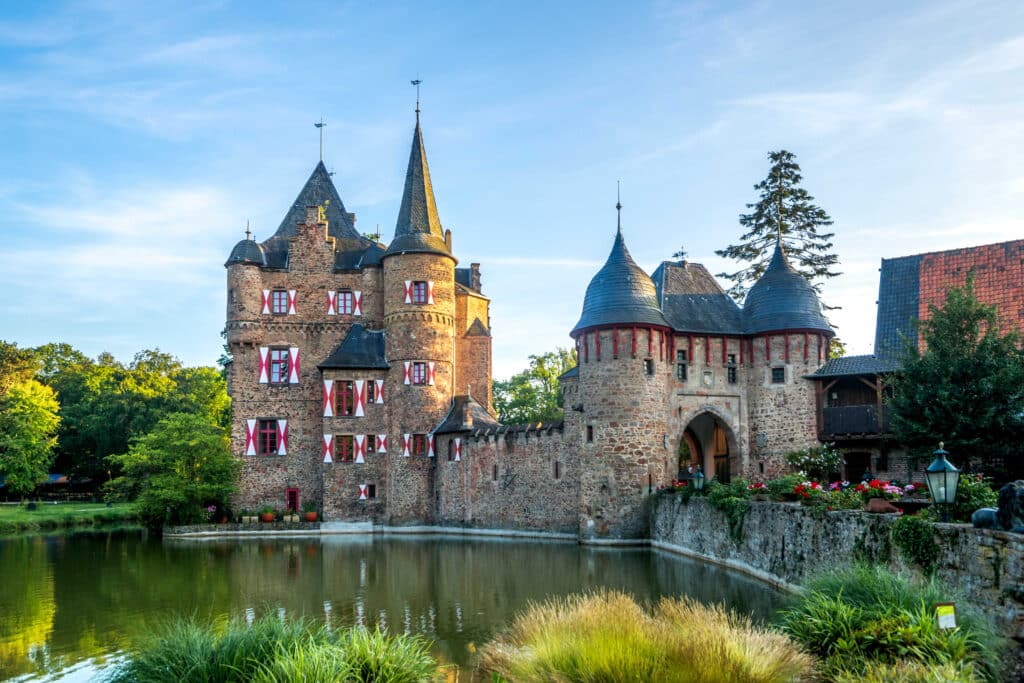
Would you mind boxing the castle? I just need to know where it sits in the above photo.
[225,111,833,539]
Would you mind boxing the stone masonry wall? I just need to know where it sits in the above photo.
[652,496,1024,638]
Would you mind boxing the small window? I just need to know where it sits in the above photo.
[676,350,688,381]
[366,434,376,453]
[411,362,429,385]
[554,461,561,480]
[269,348,290,385]
[228,289,235,304]
[771,367,785,384]
[338,290,355,315]
[411,281,428,305]
[411,433,429,456]
[366,484,377,499]
[727,354,737,384]
[447,440,455,462]
[367,380,377,403]
[337,434,354,462]
[644,359,654,375]
[258,419,279,455]
[337,380,356,416]
[271,290,288,315]
[586,425,594,443]
[492,464,499,481]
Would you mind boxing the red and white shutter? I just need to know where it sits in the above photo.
[354,380,365,417]
[427,361,436,386]
[327,291,337,316]
[277,419,289,455]
[403,361,411,385]
[287,290,297,315]
[322,434,334,463]
[403,280,412,304]
[374,379,385,404]
[245,420,257,455]
[402,433,411,458]
[289,346,300,384]
[322,379,334,417]
[258,347,269,384]
[427,281,435,304]
[261,290,271,314]
[353,291,362,316]
[454,437,462,462]
[358,484,368,500]
[377,434,387,453]
[354,434,365,464]
[427,434,435,458]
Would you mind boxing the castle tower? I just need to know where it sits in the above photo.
[570,211,672,539]
[382,112,457,524]
[742,239,833,477]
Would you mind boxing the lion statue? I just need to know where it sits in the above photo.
[971,480,1024,533]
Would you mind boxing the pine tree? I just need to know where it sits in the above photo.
[716,150,839,307]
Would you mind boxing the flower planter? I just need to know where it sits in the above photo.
[260,512,275,523]
[304,511,318,522]
[892,499,931,516]
[863,497,900,513]
[242,515,257,524]
[285,514,299,523]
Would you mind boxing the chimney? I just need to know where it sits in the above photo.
[347,212,357,225]
[444,229,452,251]
[470,263,481,291]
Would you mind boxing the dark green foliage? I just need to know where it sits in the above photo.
[778,565,1007,682]
[891,515,940,574]
[493,348,575,425]
[715,150,840,307]
[705,478,752,543]
[938,473,1000,524]
[887,276,1024,482]
[0,340,39,395]
[106,412,240,529]
[765,473,804,501]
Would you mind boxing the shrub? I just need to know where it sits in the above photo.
[479,589,814,683]
[766,474,805,501]
[891,514,940,574]
[949,473,999,523]
[778,565,1007,682]
[785,443,841,481]
[706,478,752,542]
[833,659,983,683]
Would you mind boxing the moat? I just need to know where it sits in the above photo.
[0,530,787,681]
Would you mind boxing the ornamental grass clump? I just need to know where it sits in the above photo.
[479,589,814,683]
[777,565,1007,682]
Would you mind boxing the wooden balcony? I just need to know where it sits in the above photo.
[820,405,889,438]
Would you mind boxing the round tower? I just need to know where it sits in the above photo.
[225,231,266,347]
[570,209,672,539]
[742,239,833,477]
[382,113,456,523]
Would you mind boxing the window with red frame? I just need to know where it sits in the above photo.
[271,290,288,315]
[366,434,376,452]
[411,433,428,456]
[411,281,428,304]
[336,434,354,462]
[367,380,377,403]
[338,290,354,315]
[411,362,428,385]
[269,348,290,384]
[258,420,279,455]
[336,380,356,416]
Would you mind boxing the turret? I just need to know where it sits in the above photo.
[225,228,266,345]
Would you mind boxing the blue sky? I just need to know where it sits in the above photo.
[2,0,1022,378]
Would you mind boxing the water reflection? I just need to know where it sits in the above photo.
[0,531,786,680]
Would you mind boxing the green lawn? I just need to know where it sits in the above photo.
[0,502,136,535]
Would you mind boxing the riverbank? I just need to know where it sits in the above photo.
[0,502,137,535]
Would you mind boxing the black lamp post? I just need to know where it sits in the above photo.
[691,466,705,492]
[925,442,960,522]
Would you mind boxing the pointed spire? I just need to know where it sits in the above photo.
[767,234,793,273]
[271,161,360,241]
[616,181,622,235]
[245,220,252,241]
[386,110,451,257]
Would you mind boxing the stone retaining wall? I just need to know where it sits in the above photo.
[651,495,1024,639]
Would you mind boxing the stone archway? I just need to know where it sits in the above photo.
[680,411,740,483]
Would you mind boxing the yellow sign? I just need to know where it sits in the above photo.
[936,602,957,630]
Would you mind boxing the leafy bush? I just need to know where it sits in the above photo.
[766,473,805,501]
[778,565,1007,682]
[949,473,998,523]
[706,478,752,542]
[891,515,940,574]
[479,589,814,683]
[785,443,842,481]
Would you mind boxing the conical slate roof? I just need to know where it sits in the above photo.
[272,161,363,241]
[571,228,669,335]
[224,238,266,267]
[385,117,451,258]
[742,241,831,335]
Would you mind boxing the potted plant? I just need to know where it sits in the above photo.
[259,505,276,523]
[302,500,319,522]
[240,509,256,524]
[855,479,902,513]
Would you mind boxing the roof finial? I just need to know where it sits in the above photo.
[245,220,252,241]
[411,78,422,122]
[616,180,623,234]
[314,118,326,162]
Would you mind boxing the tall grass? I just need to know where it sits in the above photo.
[479,589,814,683]
[777,565,1007,683]
[106,614,438,683]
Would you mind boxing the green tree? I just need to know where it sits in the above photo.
[715,150,840,307]
[493,348,576,424]
[106,412,239,529]
[887,276,1024,481]
[0,380,60,498]
[0,340,37,395]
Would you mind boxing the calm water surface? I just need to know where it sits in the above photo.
[0,530,787,681]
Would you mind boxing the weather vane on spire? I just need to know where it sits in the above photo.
[245,220,252,241]
[315,118,326,161]
[616,180,623,233]
[411,78,422,120]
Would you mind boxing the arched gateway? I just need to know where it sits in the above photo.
[680,411,739,483]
